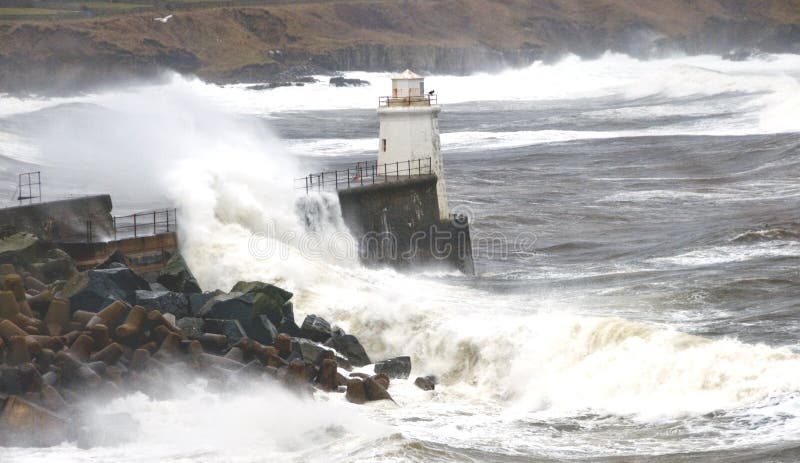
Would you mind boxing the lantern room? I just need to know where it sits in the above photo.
[391,69,425,98]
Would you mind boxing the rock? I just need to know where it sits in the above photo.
[345,378,367,404]
[300,314,332,342]
[0,233,45,266]
[59,267,149,313]
[30,249,78,283]
[324,334,371,367]
[0,395,69,446]
[203,319,248,345]
[374,356,411,379]
[134,290,189,318]
[277,303,301,337]
[414,375,436,391]
[230,280,293,326]
[197,292,255,325]
[156,252,201,293]
[329,76,370,87]
[176,317,205,339]
[292,338,351,368]
[95,250,131,270]
[243,315,277,346]
[363,377,394,402]
[189,290,224,317]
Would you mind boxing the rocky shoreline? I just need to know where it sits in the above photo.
[1,0,800,95]
[0,232,427,447]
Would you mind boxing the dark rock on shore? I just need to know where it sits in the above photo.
[231,280,292,326]
[197,292,255,324]
[300,314,332,342]
[324,334,370,367]
[243,315,278,346]
[134,290,190,319]
[60,267,150,313]
[414,375,437,391]
[176,317,204,339]
[156,253,201,294]
[329,76,369,87]
[0,233,46,266]
[189,290,224,317]
[374,356,411,379]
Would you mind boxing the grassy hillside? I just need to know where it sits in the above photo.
[1,0,799,92]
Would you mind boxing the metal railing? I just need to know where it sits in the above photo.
[112,209,177,240]
[55,208,178,243]
[296,158,433,194]
[379,95,437,107]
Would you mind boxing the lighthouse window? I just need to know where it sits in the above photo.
[382,139,387,152]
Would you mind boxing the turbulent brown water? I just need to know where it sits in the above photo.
[1,53,800,462]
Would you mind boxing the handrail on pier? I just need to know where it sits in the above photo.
[296,157,433,194]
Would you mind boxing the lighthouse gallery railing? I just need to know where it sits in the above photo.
[296,157,433,194]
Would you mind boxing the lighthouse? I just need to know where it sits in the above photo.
[377,70,449,219]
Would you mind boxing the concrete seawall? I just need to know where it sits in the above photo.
[0,195,113,242]
[337,175,474,274]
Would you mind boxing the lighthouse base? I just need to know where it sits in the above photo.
[337,175,474,275]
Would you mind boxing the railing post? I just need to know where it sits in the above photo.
[396,161,399,180]
[305,176,309,195]
[408,159,411,177]
[335,170,338,190]
[153,211,157,235]
[418,158,421,175]
[347,169,350,189]
[133,213,137,238]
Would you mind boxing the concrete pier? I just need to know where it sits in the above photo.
[337,175,474,274]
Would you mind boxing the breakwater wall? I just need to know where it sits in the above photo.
[337,175,474,274]
[0,196,114,242]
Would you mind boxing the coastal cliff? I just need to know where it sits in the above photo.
[1,0,799,93]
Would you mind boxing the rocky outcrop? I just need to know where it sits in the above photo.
[1,0,799,94]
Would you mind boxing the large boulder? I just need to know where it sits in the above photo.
[414,375,437,391]
[59,267,150,313]
[156,252,201,293]
[189,290,224,317]
[300,314,332,342]
[325,334,371,367]
[276,302,301,336]
[230,281,292,326]
[243,315,278,345]
[134,290,189,318]
[203,319,248,345]
[95,250,131,270]
[0,233,46,267]
[176,317,205,339]
[374,356,411,379]
[30,249,78,283]
[292,338,351,369]
[197,292,255,324]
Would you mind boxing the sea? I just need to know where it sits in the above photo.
[1,52,800,462]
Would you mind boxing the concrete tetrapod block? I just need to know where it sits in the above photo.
[0,395,69,446]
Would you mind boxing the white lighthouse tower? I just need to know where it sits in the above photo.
[377,69,449,219]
